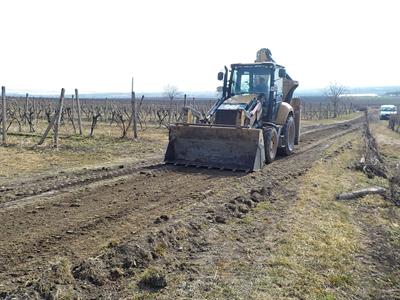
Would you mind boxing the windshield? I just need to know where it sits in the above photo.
[230,65,271,96]
[381,107,396,112]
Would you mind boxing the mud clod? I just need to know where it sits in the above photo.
[215,215,226,224]
[105,244,153,274]
[154,215,169,224]
[109,267,124,280]
[250,192,263,202]
[72,258,107,286]
[234,196,255,208]
[139,170,153,177]
[238,205,249,214]
[138,267,167,290]
[225,203,237,213]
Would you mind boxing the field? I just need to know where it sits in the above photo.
[0,98,400,299]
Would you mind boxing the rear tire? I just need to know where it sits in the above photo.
[281,114,296,156]
[264,127,278,164]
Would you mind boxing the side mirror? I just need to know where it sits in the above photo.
[216,86,223,93]
[217,72,224,81]
[278,68,286,78]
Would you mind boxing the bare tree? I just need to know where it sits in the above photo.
[324,83,348,118]
[164,84,179,125]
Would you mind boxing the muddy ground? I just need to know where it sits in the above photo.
[1,114,399,299]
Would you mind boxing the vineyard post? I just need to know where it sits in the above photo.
[75,88,83,135]
[38,88,65,146]
[2,86,7,145]
[32,96,36,126]
[131,78,138,139]
[139,95,145,129]
[71,95,76,134]
[105,98,109,122]
[53,88,65,148]
[24,93,29,125]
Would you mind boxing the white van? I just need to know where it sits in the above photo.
[379,105,397,120]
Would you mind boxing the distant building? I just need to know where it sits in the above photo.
[340,93,378,97]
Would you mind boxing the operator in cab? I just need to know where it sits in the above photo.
[254,76,267,93]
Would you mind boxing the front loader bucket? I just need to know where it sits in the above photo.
[164,124,265,171]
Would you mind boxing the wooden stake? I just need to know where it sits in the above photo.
[71,94,76,134]
[53,88,65,148]
[131,77,138,139]
[24,93,29,125]
[105,98,109,122]
[32,96,36,126]
[75,89,83,135]
[1,86,6,145]
[38,88,65,146]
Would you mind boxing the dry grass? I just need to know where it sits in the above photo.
[0,120,168,179]
[252,124,400,299]
[301,111,363,126]
[255,139,369,299]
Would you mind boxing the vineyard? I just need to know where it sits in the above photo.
[0,87,360,148]
[0,88,214,144]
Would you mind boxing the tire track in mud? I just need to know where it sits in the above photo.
[0,117,363,293]
[0,165,243,283]
[0,115,363,209]
[0,158,165,207]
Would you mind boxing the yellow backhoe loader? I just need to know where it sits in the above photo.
[165,48,300,171]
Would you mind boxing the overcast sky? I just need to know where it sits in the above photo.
[1,0,399,94]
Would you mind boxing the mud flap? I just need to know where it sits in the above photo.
[164,125,266,171]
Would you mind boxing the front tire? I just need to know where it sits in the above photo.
[264,127,278,164]
[281,114,296,156]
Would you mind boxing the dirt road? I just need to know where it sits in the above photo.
[0,116,365,298]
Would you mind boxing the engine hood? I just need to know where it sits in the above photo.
[224,94,258,105]
[218,94,258,111]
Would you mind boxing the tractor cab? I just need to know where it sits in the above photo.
[216,62,288,126]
